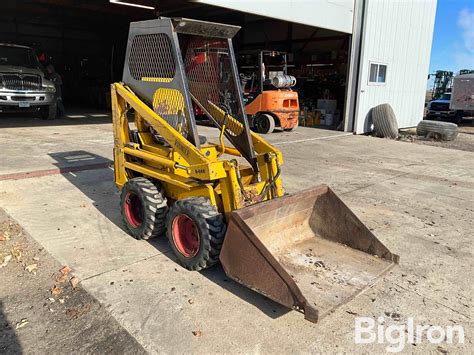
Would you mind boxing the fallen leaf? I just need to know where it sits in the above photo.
[69,276,80,288]
[16,318,29,329]
[10,247,22,262]
[0,231,10,241]
[192,330,202,337]
[56,274,68,283]
[51,285,63,296]
[25,264,38,274]
[60,265,72,276]
[58,298,65,304]
[0,255,12,268]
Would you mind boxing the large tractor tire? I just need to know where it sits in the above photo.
[416,120,458,141]
[255,113,275,134]
[166,197,226,271]
[371,103,399,139]
[120,177,168,240]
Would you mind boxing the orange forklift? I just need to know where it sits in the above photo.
[238,50,299,134]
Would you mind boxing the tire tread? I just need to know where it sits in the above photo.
[120,177,168,240]
[372,104,399,139]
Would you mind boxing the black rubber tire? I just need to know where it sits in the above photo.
[455,111,464,125]
[166,197,226,271]
[120,177,168,240]
[371,103,399,139]
[416,120,458,141]
[41,103,57,120]
[255,113,275,134]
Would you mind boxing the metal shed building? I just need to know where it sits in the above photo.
[199,0,438,133]
[0,0,437,134]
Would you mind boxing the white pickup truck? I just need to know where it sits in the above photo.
[0,43,57,119]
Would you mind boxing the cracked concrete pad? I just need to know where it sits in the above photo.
[0,119,473,352]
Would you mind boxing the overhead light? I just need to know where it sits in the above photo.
[109,0,155,10]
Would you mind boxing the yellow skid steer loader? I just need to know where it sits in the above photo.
[111,18,399,323]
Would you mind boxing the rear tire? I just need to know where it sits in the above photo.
[41,103,57,120]
[120,177,168,240]
[166,197,226,271]
[255,113,275,134]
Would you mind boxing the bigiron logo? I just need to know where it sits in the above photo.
[354,316,465,353]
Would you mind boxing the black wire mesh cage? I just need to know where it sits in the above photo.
[122,17,257,171]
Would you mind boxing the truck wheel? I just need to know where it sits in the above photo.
[371,103,398,139]
[120,177,168,240]
[41,103,57,120]
[455,111,464,125]
[416,120,458,141]
[167,197,226,271]
[255,113,275,134]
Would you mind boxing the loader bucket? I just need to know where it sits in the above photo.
[219,185,399,323]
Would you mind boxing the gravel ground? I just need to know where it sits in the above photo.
[0,209,145,354]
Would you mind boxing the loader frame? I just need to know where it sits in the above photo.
[111,82,284,217]
[110,17,399,324]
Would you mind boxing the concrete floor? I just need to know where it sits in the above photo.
[0,113,472,353]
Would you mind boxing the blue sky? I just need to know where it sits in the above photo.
[429,0,474,76]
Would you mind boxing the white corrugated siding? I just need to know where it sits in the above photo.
[354,0,437,133]
[197,0,355,34]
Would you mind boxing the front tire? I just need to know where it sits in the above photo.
[41,103,57,120]
[255,113,275,134]
[166,197,226,271]
[120,177,168,240]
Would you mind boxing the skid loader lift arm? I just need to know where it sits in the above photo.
[111,81,283,212]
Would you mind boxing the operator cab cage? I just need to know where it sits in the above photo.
[122,17,258,173]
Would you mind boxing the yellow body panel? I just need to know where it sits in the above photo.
[111,83,284,217]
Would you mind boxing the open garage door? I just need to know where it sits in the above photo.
[198,0,355,34]
[0,0,354,132]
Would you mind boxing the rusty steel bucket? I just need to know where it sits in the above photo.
[219,185,399,323]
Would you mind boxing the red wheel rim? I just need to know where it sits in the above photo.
[124,192,143,228]
[172,214,200,257]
